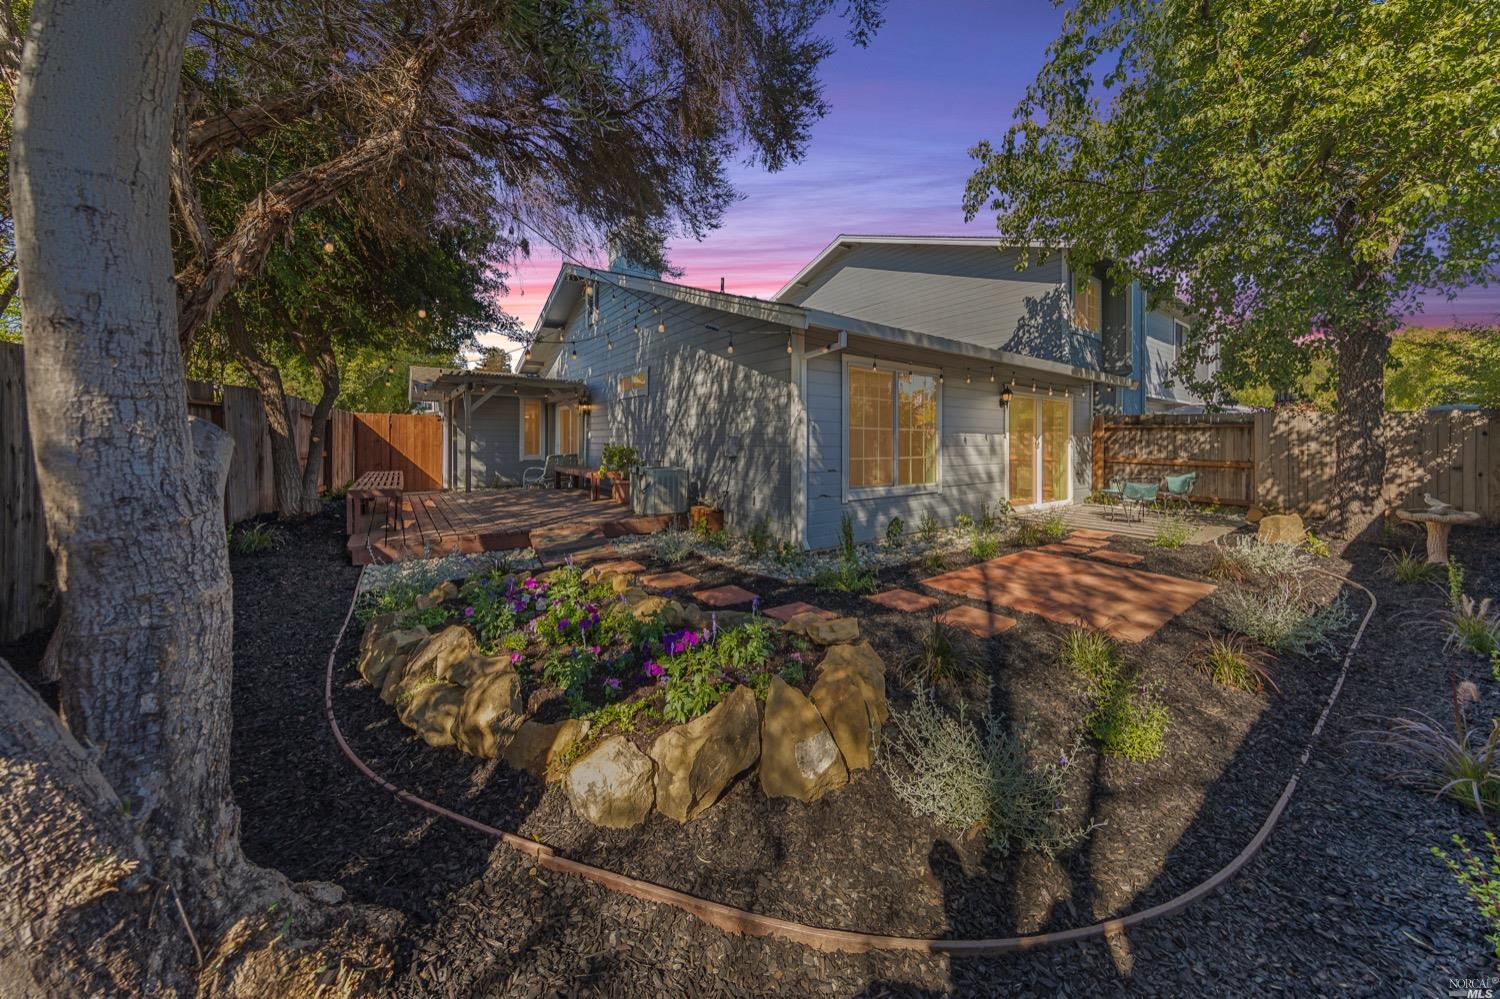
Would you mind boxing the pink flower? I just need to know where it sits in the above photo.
[644,659,664,679]
[509,651,523,664]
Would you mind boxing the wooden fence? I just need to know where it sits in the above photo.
[1095,409,1499,519]
[2,341,441,640]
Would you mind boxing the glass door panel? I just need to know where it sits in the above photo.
[1040,398,1071,503]
[1008,399,1037,504]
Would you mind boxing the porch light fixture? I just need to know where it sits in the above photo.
[999,384,1014,406]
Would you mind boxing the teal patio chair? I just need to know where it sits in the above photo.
[1121,480,1159,522]
[1162,472,1198,511]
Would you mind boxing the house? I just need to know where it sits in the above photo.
[417,235,1206,548]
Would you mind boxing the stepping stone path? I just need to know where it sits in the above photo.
[1036,543,1091,555]
[1068,529,1114,542]
[763,601,836,623]
[936,605,1018,638]
[691,584,758,608]
[639,571,700,592]
[1087,549,1145,567]
[865,588,938,613]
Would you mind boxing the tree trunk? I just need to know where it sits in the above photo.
[1331,322,1391,537]
[7,3,392,993]
[300,343,341,513]
[223,299,308,519]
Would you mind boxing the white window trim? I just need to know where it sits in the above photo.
[518,397,544,460]
[1172,319,1188,353]
[1006,391,1074,510]
[840,354,942,503]
[555,403,581,457]
[1072,274,1102,336]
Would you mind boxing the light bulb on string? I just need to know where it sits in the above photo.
[988,367,996,383]
[786,334,793,354]
[727,334,734,355]
[965,370,972,384]
[416,308,427,319]
[570,347,578,361]
[322,241,334,254]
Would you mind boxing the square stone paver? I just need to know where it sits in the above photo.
[763,601,836,623]
[1068,529,1114,542]
[590,559,646,576]
[937,605,1018,638]
[920,549,1214,642]
[639,571,699,591]
[1062,534,1109,549]
[1087,549,1145,567]
[1036,543,1089,556]
[692,584,757,607]
[866,588,939,613]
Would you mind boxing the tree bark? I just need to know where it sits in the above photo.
[1331,322,1391,537]
[8,3,393,993]
[300,341,341,512]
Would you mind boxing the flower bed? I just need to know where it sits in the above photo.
[353,562,889,826]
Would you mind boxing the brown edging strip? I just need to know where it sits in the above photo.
[325,565,1374,956]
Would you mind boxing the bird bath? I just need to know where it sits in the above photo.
[1395,506,1481,564]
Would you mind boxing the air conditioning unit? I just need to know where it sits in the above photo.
[631,466,689,516]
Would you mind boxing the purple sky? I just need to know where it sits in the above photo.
[481,0,1497,359]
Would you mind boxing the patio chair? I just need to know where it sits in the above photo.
[523,452,578,488]
[1161,472,1198,511]
[1120,480,1159,522]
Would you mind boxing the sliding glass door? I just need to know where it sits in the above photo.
[1007,395,1072,507]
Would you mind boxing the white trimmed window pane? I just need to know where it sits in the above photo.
[897,373,937,486]
[848,366,894,488]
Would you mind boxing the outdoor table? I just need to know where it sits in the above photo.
[346,470,404,534]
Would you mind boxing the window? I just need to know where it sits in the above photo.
[847,363,939,493]
[618,370,647,398]
[557,404,580,455]
[1073,273,1102,334]
[1173,319,1188,352]
[521,398,542,459]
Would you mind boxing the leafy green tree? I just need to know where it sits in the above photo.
[1386,326,1500,410]
[965,0,1500,532]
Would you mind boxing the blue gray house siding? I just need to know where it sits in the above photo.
[541,287,803,539]
[449,395,544,488]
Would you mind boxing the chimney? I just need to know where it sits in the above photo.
[606,236,661,281]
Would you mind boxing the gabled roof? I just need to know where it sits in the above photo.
[772,234,1059,303]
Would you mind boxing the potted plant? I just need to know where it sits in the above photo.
[599,443,640,504]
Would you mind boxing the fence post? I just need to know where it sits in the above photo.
[1091,416,1105,495]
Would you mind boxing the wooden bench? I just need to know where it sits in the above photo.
[346,470,404,535]
[553,464,604,501]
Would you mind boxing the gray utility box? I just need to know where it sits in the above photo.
[631,467,689,516]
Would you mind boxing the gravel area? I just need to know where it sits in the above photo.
[10,504,1482,994]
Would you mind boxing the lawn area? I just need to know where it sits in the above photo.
[176,503,1500,992]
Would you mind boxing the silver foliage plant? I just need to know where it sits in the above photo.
[1218,582,1352,656]
[881,687,1091,858]
[1210,536,1309,579]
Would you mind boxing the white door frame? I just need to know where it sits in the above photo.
[1008,392,1073,510]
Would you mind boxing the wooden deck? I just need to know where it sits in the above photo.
[1051,503,1241,544]
[345,489,670,566]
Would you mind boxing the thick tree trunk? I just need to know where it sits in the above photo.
[224,299,308,519]
[8,3,393,993]
[300,344,341,512]
[1331,323,1391,537]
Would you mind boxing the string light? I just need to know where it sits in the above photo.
[416,308,427,319]
[727,334,734,355]
[607,336,613,351]
[989,367,996,383]
[938,372,945,384]
[786,334,793,354]
[570,346,578,361]
[965,370,971,384]
[322,241,334,254]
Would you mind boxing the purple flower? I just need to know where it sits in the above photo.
[509,651,523,665]
[604,677,622,691]
[590,645,602,656]
[790,651,803,662]
[524,577,540,591]
[464,606,475,618]
[559,617,571,632]
[644,659,665,679]
[752,596,761,613]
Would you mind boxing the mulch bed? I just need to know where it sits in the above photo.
[10,504,1495,993]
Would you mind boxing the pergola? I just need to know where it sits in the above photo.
[409,366,589,491]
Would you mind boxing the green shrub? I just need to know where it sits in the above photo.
[918,512,942,542]
[1209,537,1307,582]
[746,519,772,557]
[1370,679,1500,815]
[1089,679,1170,762]
[839,511,858,563]
[955,512,974,532]
[771,540,806,571]
[1058,626,1118,693]
[1446,596,1500,658]
[228,522,284,555]
[1012,519,1042,547]
[1449,557,1468,611]
[922,549,949,573]
[355,580,449,629]
[969,532,1000,560]
[645,527,695,565]
[1202,636,1274,694]
[812,559,877,594]
[886,516,906,547]
[1385,548,1440,584]
[904,616,984,686]
[1219,584,1352,656]
[1152,515,1191,549]
[1040,511,1068,540]
[1432,832,1500,959]
[882,688,1090,858]
[599,443,640,473]
[1303,530,1331,558]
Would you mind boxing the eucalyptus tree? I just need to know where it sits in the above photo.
[3,0,883,992]
[965,0,1500,532]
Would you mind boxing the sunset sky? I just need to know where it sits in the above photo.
[479,0,1498,362]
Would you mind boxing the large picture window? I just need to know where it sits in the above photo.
[521,398,543,459]
[847,363,939,493]
[1073,273,1102,334]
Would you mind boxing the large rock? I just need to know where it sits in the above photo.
[759,678,847,802]
[627,595,671,622]
[817,642,886,688]
[453,667,527,758]
[783,612,860,646]
[415,579,459,611]
[501,718,591,778]
[447,652,514,688]
[649,685,760,822]
[381,625,478,703]
[397,681,465,748]
[810,660,889,771]
[357,625,429,691]
[359,613,397,659]
[1256,512,1305,546]
[565,735,656,828]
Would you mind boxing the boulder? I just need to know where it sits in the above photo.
[759,677,847,802]
[359,613,398,659]
[564,735,656,829]
[817,642,886,686]
[610,574,636,594]
[810,663,889,771]
[447,652,514,688]
[627,595,671,622]
[415,579,459,611]
[357,625,429,691]
[453,667,527,758]
[663,601,708,630]
[806,616,860,646]
[381,625,478,703]
[649,685,760,822]
[501,718,591,778]
[397,681,465,748]
[1256,512,1305,547]
[1245,505,1266,525]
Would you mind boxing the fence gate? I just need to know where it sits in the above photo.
[352,412,443,492]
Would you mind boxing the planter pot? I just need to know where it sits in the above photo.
[608,472,631,506]
[690,505,724,533]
